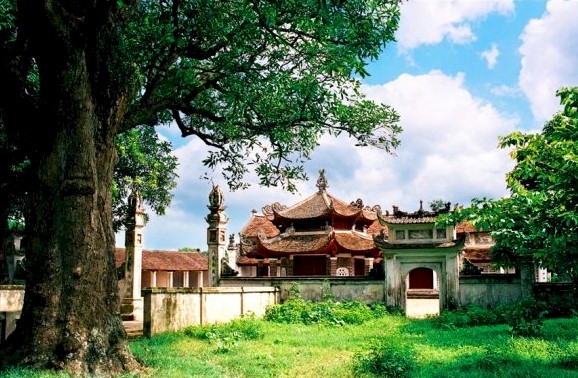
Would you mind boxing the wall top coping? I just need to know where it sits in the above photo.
[0,285,25,291]
[220,277,381,282]
[142,286,280,295]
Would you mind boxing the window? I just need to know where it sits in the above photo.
[436,229,446,239]
[336,267,349,276]
[395,230,406,240]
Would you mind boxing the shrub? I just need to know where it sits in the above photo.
[184,314,264,341]
[503,299,548,337]
[432,305,498,329]
[432,310,469,330]
[264,299,392,325]
[353,339,416,378]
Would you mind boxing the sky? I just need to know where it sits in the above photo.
[117,0,578,251]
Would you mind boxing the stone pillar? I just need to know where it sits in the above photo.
[330,257,337,276]
[269,259,278,277]
[206,185,228,287]
[121,190,144,321]
[183,271,190,287]
[384,253,400,307]
[365,258,374,276]
[519,259,535,299]
[445,250,461,310]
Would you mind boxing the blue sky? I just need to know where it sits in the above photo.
[117,0,578,251]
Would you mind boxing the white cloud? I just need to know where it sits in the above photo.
[480,43,500,69]
[396,0,513,50]
[490,84,520,97]
[519,0,578,122]
[360,71,517,211]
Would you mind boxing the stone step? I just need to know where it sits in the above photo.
[123,321,144,339]
[126,329,143,339]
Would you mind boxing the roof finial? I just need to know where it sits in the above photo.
[316,169,328,193]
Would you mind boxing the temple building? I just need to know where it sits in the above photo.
[236,170,386,277]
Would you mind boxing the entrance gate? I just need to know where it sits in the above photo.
[405,267,440,318]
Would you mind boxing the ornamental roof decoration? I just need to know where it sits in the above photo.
[378,200,452,225]
[316,169,328,193]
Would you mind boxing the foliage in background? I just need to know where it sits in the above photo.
[263,298,398,326]
[112,126,178,232]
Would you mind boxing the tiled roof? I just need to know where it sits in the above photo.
[334,232,381,255]
[116,248,208,271]
[240,214,280,238]
[263,191,378,221]
[259,233,333,254]
[271,192,332,219]
[236,256,271,266]
[366,219,388,236]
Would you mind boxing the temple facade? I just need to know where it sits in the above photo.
[236,170,386,278]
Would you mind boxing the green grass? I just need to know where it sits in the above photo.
[3,316,578,377]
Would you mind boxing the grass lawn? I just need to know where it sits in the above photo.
[127,315,578,378]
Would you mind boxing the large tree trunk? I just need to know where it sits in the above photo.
[0,1,140,375]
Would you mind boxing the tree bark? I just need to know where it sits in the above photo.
[0,1,141,375]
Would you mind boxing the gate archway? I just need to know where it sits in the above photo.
[405,267,440,318]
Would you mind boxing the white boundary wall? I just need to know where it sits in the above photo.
[142,286,280,337]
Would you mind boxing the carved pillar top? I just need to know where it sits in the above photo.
[316,169,328,194]
[208,184,224,209]
[128,190,144,212]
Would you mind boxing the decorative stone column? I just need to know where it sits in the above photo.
[121,190,144,321]
[206,185,228,287]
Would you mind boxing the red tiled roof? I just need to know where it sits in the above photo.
[271,192,332,219]
[115,248,208,271]
[334,231,379,254]
[240,214,280,238]
[236,256,272,266]
[259,233,333,254]
[263,191,377,222]
[366,219,388,237]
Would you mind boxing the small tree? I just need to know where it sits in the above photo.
[443,87,578,303]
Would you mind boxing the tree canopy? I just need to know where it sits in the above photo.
[113,126,178,232]
[120,0,402,191]
[0,0,403,374]
[444,87,578,283]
